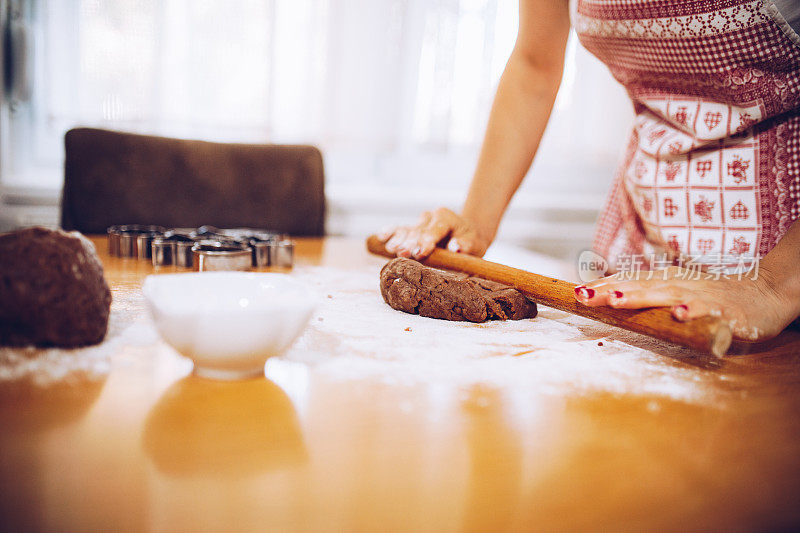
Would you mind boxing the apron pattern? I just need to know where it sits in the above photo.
[574,0,800,269]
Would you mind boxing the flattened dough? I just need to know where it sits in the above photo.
[379,257,537,322]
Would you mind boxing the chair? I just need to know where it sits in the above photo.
[61,128,325,235]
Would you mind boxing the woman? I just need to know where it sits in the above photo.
[379,0,800,342]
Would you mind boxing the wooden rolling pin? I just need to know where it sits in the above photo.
[366,235,732,357]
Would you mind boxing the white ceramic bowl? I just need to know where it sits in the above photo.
[143,272,316,380]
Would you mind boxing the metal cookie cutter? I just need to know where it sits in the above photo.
[174,240,196,268]
[108,225,165,258]
[108,224,296,269]
[137,231,162,260]
[250,233,294,268]
[219,227,266,241]
[107,226,120,256]
[194,225,231,241]
[217,228,295,268]
[271,236,294,268]
[150,238,174,267]
[151,229,197,268]
[192,240,252,272]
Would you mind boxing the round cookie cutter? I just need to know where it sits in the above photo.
[107,226,120,256]
[108,225,165,258]
[137,232,160,260]
[151,230,198,268]
[218,229,294,268]
[250,233,290,267]
[151,238,174,268]
[251,236,294,268]
[271,237,294,268]
[109,225,296,269]
[191,240,252,272]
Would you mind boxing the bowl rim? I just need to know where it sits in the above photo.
[142,272,315,309]
[144,270,306,284]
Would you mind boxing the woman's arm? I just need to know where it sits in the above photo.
[382,0,571,259]
[460,0,572,250]
[575,218,800,341]
[760,219,800,323]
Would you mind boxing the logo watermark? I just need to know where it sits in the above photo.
[577,251,760,281]
[577,250,609,282]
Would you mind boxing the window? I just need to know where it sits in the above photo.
[2,0,632,250]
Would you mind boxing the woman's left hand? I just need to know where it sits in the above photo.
[573,266,793,342]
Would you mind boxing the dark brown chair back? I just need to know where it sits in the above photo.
[61,128,325,235]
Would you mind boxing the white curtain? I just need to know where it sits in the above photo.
[12,0,632,200]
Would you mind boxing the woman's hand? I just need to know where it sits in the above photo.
[573,266,794,342]
[376,2,571,262]
[575,220,800,342]
[378,208,492,260]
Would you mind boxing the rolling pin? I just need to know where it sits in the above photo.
[366,235,732,357]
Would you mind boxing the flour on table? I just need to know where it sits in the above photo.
[0,286,155,386]
[1,257,729,401]
[283,264,727,403]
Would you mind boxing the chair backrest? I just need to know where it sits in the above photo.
[61,128,325,235]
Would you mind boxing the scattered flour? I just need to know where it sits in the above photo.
[0,342,116,386]
[1,256,729,403]
[282,265,727,403]
[0,286,156,386]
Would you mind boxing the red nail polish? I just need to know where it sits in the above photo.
[608,290,625,306]
[574,285,595,299]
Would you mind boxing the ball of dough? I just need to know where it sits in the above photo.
[0,227,112,347]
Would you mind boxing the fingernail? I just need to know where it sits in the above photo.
[673,304,688,320]
[412,247,422,258]
[447,239,461,253]
[608,290,625,305]
[398,248,411,258]
[574,285,595,300]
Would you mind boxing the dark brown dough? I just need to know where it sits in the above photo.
[379,257,537,322]
[0,227,112,347]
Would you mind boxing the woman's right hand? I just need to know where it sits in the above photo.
[377,207,492,260]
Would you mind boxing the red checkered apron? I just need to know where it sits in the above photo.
[575,0,800,269]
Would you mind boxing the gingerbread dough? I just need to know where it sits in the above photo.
[379,257,537,322]
[0,227,112,347]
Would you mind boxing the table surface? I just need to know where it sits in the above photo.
[2,236,800,532]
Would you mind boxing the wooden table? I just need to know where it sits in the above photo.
[2,236,800,532]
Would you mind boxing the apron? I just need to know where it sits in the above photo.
[574,0,800,271]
